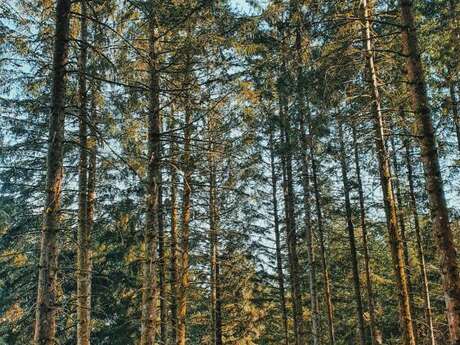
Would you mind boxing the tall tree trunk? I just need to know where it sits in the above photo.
[278,28,304,345]
[140,7,161,345]
[34,1,71,344]
[76,1,91,344]
[209,129,223,345]
[291,6,319,343]
[177,54,193,345]
[390,136,417,328]
[269,129,290,345]
[352,125,382,345]
[169,109,179,345]
[400,1,460,343]
[299,115,319,345]
[403,135,436,345]
[361,1,416,344]
[279,95,304,345]
[337,119,366,345]
[309,121,335,345]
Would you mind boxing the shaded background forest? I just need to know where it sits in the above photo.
[1,0,460,344]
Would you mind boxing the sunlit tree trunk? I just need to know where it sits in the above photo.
[400,1,460,343]
[361,1,416,343]
[177,47,193,345]
[34,1,71,344]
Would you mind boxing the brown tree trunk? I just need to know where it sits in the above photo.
[400,1,460,343]
[337,119,366,345]
[169,108,179,345]
[390,136,417,329]
[76,1,91,344]
[361,1,416,343]
[269,129,290,345]
[140,7,161,345]
[403,135,436,345]
[352,125,382,345]
[177,53,193,345]
[34,1,71,344]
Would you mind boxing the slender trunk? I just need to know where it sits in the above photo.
[77,1,91,344]
[278,28,304,345]
[310,141,335,345]
[209,133,223,345]
[177,55,193,345]
[269,129,290,345]
[299,115,319,345]
[400,1,460,343]
[279,94,304,345]
[361,1,416,343]
[34,1,71,344]
[403,135,436,345]
[159,177,168,345]
[337,119,366,345]
[84,88,97,345]
[169,109,179,345]
[215,260,223,345]
[352,126,382,345]
[390,137,417,327]
[140,8,161,345]
[291,8,319,343]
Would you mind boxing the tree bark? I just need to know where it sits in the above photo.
[169,107,179,345]
[400,1,460,343]
[299,116,319,345]
[209,124,223,345]
[34,1,71,344]
[390,136,417,330]
[361,1,416,343]
[76,1,91,344]
[278,27,304,345]
[177,49,193,345]
[337,119,366,345]
[269,129,290,345]
[140,7,161,345]
[352,125,382,345]
[159,176,168,345]
[308,119,335,345]
[403,135,436,345]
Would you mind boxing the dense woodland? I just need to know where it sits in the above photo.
[1,0,460,344]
